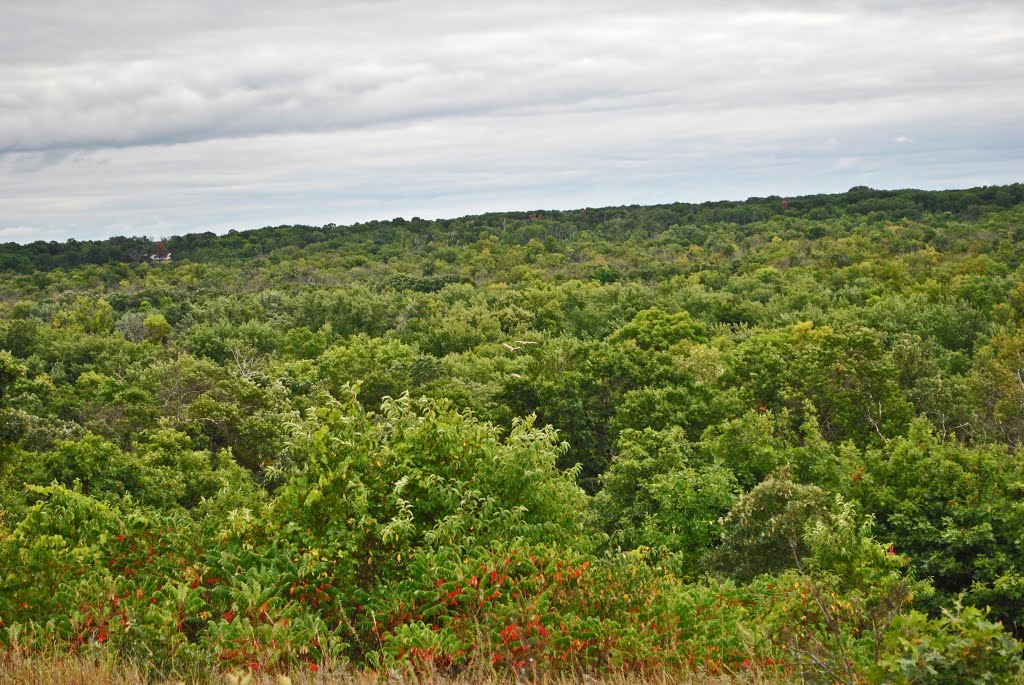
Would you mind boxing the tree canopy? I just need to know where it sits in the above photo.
[2,184,1024,682]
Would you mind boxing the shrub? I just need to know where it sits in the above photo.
[877,601,1024,684]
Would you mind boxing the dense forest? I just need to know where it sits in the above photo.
[3,184,1024,683]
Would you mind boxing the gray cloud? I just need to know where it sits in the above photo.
[2,1,1023,241]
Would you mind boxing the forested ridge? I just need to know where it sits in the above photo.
[3,184,1024,682]
[4,184,1023,273]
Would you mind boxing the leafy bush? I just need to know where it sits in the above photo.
[877,602,1024,684]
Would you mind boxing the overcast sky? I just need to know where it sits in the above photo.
[2,1,1023,243]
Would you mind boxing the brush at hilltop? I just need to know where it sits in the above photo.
[2,184,1024,683]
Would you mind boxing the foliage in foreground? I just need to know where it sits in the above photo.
[1,394,1021,683]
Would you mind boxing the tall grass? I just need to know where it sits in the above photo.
[0,653,796,685]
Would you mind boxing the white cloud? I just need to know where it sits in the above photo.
[1,1,1023,241]
[0,226,41,242]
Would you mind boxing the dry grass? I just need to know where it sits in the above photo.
[0,654,799,685]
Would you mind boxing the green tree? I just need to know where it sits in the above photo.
[143,313,173,344]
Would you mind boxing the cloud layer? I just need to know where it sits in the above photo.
[3,1,1023,242]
